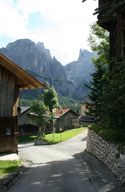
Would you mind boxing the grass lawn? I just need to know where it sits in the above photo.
[44,127,87,144]
[18,135,37,144]
[18,127,88,144]
[0,160,21,178]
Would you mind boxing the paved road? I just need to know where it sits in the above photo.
[9,130,125,192]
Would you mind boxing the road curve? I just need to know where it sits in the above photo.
[9,129,125,192]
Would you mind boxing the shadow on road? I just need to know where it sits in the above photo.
[81,136,88,141]
[74,150,125,192]
[10,151,125,192]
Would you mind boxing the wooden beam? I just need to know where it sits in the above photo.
[0,53,47,89]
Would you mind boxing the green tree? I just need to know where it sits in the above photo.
[87,65,107,119]
[88,23,125,141]
[43,85,59,112]
[20,98,33,106]
[30,100,48,137]
[101,60,125,140]
[42,85,59,140]
[87,23,109,120]
[88,23,109,65]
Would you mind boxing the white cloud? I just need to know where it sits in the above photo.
[0,0,98,64]
[0,0,28,37]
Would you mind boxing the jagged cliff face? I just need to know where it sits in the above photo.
[0,39,95,100]
[0,39,66,79]
[0,39,68,96]
[65,49,95,82]
[65,49,95,99]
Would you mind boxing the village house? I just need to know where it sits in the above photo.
[18,106,39,135]
[79,101,96,125]
[80,102,89,116]
[0,53,46,153]
[54,108,80,132]
[19,108,80,134]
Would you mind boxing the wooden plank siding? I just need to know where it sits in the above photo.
[55,110,80,131]
[0,65,19,153]
[0,65,18,117]
[0,117,18,153]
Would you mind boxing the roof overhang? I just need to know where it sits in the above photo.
[0,53,46,89]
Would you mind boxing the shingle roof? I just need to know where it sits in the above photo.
[54,108,70,118]
[54,108,79,118]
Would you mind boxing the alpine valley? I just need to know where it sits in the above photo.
[0,39,95,101]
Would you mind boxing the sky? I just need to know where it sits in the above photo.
[0,0,98,64]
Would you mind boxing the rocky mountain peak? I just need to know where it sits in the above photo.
[0,39,95,101]
[36,42,51,59]
[78,49,92,61]
[65,49,95,100]
[6,39,35,50]
[36,42,45,49]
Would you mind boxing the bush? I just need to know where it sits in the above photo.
[90,123,125,144]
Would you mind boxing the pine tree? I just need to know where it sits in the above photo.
[87,65,105,119]
[87,23,109,120]
[102,60,125,134]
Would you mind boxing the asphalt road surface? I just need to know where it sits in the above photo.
[9,130,125,192]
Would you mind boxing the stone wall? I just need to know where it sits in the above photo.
[86,129,125,183]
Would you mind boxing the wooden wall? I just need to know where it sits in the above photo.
[0,117,18,153]
[0,65,19,153]
[55,111,79,131]
[0,65,19,117]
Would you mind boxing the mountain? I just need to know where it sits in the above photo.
[65,49,95,100]
[0,39,68,96]
[0,39,95,101]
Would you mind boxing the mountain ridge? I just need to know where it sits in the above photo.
[0,39,95,100]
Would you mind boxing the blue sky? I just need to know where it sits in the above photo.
[0,0,97,64]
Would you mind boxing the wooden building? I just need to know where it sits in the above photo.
[0,53,46,153]
[54,108,80,132]
[18,106,39,135]
[83,0,125,61]
[97,0,125,61]
[18,106,30,128]
[80,102,89,116]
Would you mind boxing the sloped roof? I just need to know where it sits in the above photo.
[54,108,79,119]
[54,108,69,118]
[79,115,97,123]
[20,106,30,114]
[0,53,46,89]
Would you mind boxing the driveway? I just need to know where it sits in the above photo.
[9,129,125,192]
